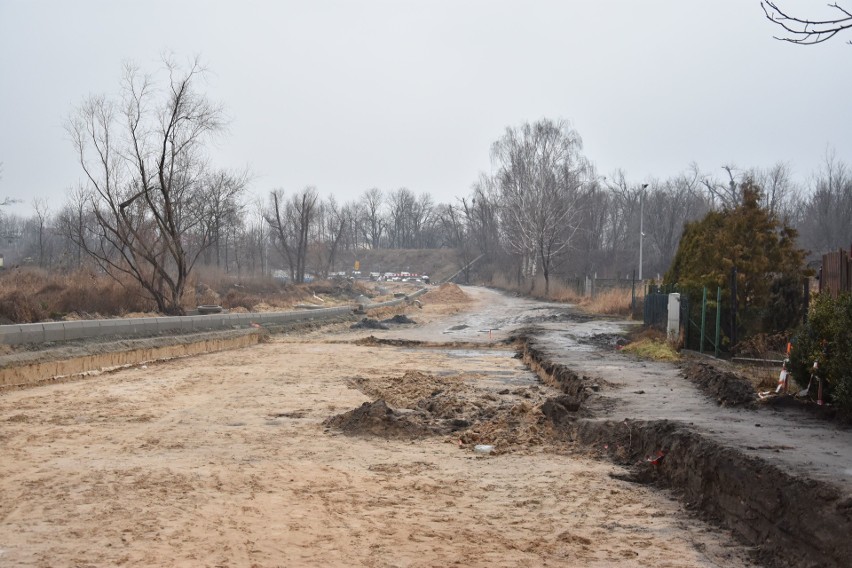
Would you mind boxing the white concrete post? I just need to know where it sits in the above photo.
[667,293,681,342]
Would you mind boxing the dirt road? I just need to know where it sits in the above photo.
[1,286,764,566]
[530,324,852,492]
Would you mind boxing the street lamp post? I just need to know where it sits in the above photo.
[638,183,649,281]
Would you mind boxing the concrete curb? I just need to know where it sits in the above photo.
[0,288,428,346]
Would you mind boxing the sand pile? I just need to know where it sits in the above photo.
[457,401,557,454]
[323,400,440,439]
[333,368,563,454]
[422,283,470,304]
[348,370,472,411]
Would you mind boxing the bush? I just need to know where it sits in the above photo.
[790,292,852,414]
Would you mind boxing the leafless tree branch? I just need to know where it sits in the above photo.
[762,1,852,44]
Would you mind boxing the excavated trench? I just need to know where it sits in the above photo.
[519,338,852,568]
[329,332,852,567]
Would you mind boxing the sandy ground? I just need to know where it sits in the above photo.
[0,288,756,567]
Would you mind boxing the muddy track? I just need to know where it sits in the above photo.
[519,337,852,568]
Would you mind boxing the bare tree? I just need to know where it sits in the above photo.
[313,196,348,277]
[797,150,852,253]
[698,164,743,210]
[67,56,229,314]
[492,119,590,294]
[762,2,852,44]
[602,170,640,258]
[31,198,49,267]
[749,162,800,222]
[201,169,248,269]
[358,188,385,249]
[56,184,96,270]
[645,172,710,275]
[387,188,416,248]
[241,197,269,276]
[464,175,501,260]
[573,177,611,276]
[265,187,318,283]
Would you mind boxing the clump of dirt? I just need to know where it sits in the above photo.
[522,312,594,324]
[578,333,629,350]
[323,400,439,439]
[682,360,757,408]
[354,336,424,348]
[422,283,470,304]
[457,401,558,454]
[348,370,478,416]
[540,394,583,426]
[381,314,417,324]
[329,368,563,453]
[350,318,389,330]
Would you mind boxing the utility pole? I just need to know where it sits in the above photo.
[638,183,649,281]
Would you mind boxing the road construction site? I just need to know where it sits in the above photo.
[1,284,849,567]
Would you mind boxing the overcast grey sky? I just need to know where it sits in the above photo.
[1,0,851,217]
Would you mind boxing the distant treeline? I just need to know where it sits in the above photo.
[1,119,850,292]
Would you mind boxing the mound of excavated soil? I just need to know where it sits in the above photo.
[682,361,757,408]
[335,368,560,453]
[422,283,470,304]
[350,318,389,330]
[381,314,417,324]
[323,400,443,439]
[457,401,559,454]
[349,370,478,416]
[353,336,424,348]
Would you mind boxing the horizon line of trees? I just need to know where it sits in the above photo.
[0,57,849,312]
[2,142,849,283]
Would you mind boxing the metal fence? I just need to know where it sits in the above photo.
[820,248,852,298]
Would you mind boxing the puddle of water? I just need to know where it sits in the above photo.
[442,349,501,359]
[400,347,538,388]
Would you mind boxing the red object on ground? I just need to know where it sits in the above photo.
[648,450,666,466]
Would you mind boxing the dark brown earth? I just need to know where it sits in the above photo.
[681,360,758,408]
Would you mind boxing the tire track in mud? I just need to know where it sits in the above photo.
[518,336,852,568]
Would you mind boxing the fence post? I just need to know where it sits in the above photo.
[700,286,707,354]
[631,269,636,313]
[667,293,681,342]
[715,286,721,358]
[730,266,738,348]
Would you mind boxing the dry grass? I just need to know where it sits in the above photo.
[621,338,680,361]
[0,266,374,324]
[576,288,634,316]
[0,268,155,323]
[486,274,635,317]
[621,328,680,361]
